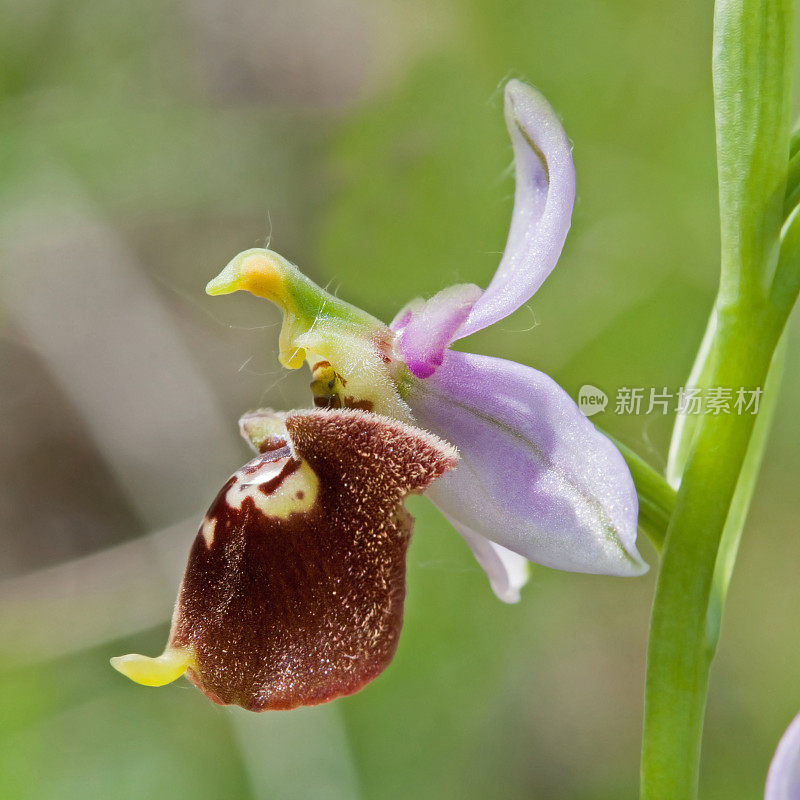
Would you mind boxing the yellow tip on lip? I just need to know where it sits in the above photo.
[205,277,235,296]
[206,249,291,307]
[110,648,192,687]
[205,258,243,296]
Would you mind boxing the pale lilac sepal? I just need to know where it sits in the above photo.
[454,80,576,340]
[394,284,481,378]
[409,350,646,576]
[444,513,529,603]
[766,711,800,799]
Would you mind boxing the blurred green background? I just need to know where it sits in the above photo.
[1,0,799,798]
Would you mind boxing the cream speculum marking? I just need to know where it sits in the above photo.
[223,454,318,521]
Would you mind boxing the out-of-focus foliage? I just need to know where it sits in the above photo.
[1,1,800,799]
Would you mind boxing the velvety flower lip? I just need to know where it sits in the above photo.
[766,710,800,800]
[111,407,458,710]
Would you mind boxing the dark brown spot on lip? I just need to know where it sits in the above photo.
[342,397,374,412]
[296,491,304,499]
[313,395,342,409]
[258,437,290,454]
[257,458,301,496]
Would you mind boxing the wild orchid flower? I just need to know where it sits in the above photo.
[111,79,646,711]
[204,79,647,601]
[766,711,800,800]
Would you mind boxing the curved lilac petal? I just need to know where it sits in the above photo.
[766,711,800,799]
[394,284,482,378]
[444,513,529,603]
[454,80,576,340]
[408,350,646,575]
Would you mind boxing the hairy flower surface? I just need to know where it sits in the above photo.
[206,79,647,603]
[112,408,457,710]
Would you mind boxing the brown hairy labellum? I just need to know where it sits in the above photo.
[111,408,458,711]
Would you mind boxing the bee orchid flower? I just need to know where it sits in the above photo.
[204,79,647,602]
[112,79,646,711]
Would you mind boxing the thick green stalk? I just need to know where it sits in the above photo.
[705,334,786,649]
[713,0,792,304]
[640,0,793,797]
[641,303,782,799]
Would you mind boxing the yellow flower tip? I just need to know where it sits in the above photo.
[110,648,192,687]
[206,248,289,303]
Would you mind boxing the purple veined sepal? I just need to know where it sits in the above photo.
[766,710,800,799]
[405,349,647,577]
[458,79,576,338]
[111,408,458,711]
[392,79,576,375]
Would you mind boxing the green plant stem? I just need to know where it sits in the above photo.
[771,204,800,316]
[705,333,786,649]
[783,152,800,217]
[640,0,793,795]
[640,302,782,799]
